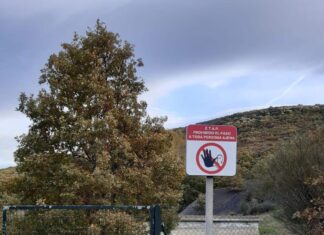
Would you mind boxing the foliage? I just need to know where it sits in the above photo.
[170,129,186,159]
[0,167,20,224]
[204,105,324,158]
[240,199,275,215]
[259,211,297,235]
[7,210,88,235]
[160,207,180,234]
[89,211,147,235]
[251,129,324,234]
[240,190,275,215]
[180,176,205,210]
[175,105,324,210]
[293,173,324,235]
[195,193,205,212]
[12,20,184,231]
[7,209,148,235]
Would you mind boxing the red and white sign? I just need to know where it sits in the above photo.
[186,124,237,176]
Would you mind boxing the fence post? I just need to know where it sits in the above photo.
[149,206,154,235]
[154,205,161,235]
[2,206,7,235]
[149,205,161,235]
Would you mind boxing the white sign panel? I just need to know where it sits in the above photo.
[186,124,237,176]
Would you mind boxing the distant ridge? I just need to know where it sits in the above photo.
[172,104,324,158]
[202,104,324,156]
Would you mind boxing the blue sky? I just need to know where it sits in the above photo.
[1,0,324,167]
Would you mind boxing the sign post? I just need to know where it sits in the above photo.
[186,124,237,235]
[205,176,213,235]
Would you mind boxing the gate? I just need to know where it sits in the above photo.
[2,205,161,235]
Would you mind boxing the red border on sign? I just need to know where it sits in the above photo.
[196,143,227,174]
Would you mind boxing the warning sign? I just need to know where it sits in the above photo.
[186,125,237,176]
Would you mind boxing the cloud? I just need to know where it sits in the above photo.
[0,111,30,168]
[1,0,324,167]
[0,0,130,19]
[141,63,252,105]
[3,0,324,77]
[103,0,324,78]
[266,75,306,106]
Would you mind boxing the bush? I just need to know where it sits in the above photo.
[240,199,275,215]
[251,129,324,233]
[181,176,204,210]
[240,201,250,215]
[8,210,88,235]
[293,173,324,234]
[195,193,205,212]
[250,201,276,214]
[161,207,180,234]
[90,211,147,235]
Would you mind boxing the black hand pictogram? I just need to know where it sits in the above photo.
[201,149,217,168]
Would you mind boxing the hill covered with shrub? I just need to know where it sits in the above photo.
[171,104,324,209]
[172,104,324,159]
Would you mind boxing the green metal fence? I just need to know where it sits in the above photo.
[2,205,162,235]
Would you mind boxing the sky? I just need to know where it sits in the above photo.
[1,0,324,168]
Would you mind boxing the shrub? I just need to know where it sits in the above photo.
[240,201,251,215]
[195,193,205,212]
[251,129,324,233]
[250,201,276,214]
[90,211,147,235]
[240,199,275,215]
[7,210,88,235]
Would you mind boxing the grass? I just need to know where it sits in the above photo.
[259,212,297,235]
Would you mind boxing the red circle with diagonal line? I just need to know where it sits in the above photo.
[196,143,227,174]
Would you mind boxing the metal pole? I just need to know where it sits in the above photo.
[2,207,7,235]
[149,206,155,235]
[205,176,213,235]
[153,205,161,235]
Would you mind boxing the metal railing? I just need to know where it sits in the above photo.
[2,205,161,235]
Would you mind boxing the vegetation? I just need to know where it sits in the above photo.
[3,20,184,233]
[3,105,323,224]
[0,167,20,221]
[176,105,324,207]
[89,211,148,235]
[204,105,324,156]
[293,173,324,235]
[240,199,275,216]
[195,193,206,212]
[8,210,89,235]
[259,211,296,235]
[250,129,324,234]
[171,105,324,234]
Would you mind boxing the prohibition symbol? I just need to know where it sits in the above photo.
[196,143,227,174]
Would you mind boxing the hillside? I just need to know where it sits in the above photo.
[171,104,324,209]
[0,167,17,188]
[0,167,19,209]
[172,104,324,159]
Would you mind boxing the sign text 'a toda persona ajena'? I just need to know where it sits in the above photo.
[186,124,237,176]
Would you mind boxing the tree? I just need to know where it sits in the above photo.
[14,20,184,213]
